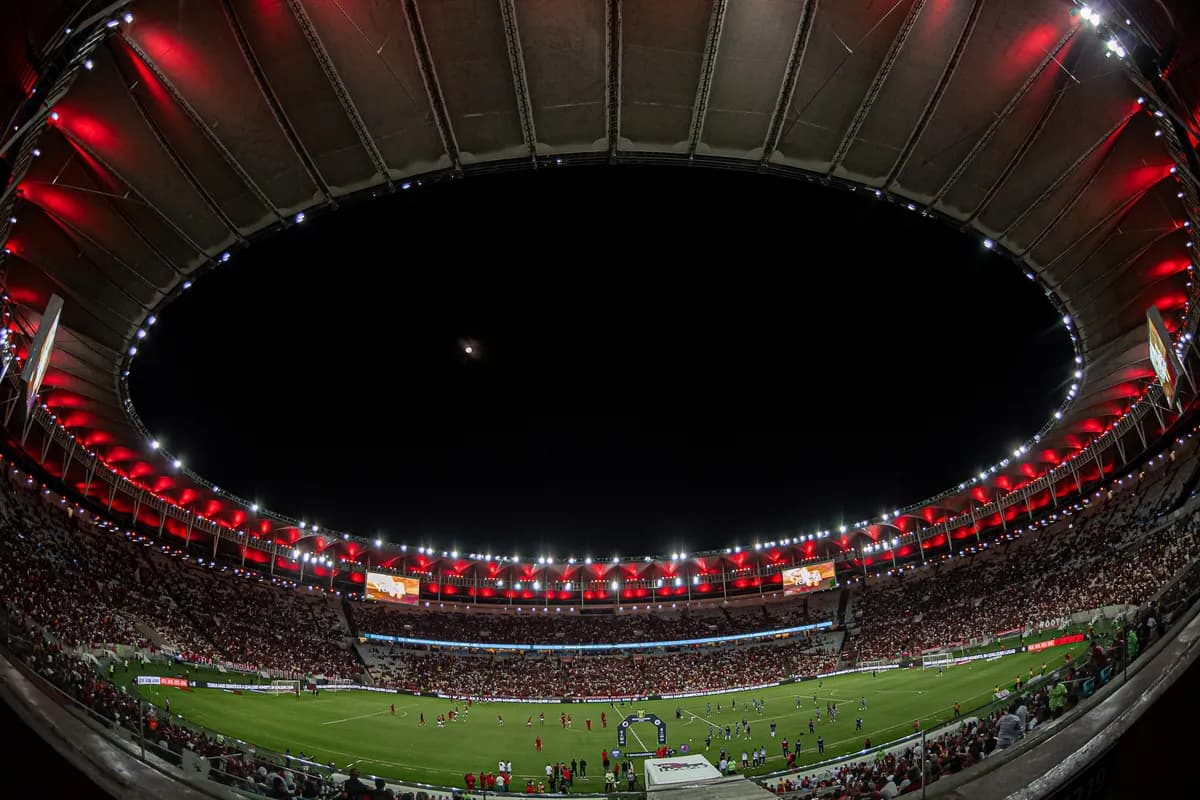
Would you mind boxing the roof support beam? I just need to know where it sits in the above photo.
[1041,179,1162,273]
[605,0,623,161]
[827,0,927,175]
[35,203,159,305]
[687,0,728,158]
[117,61,245,244]
[118,35,283,222]
[966,43,1082,224]
[760,0,818,167]
[284,0,392,186]
[1001,112,1132,243]
[498,0,538,164]
[402,0,461,173]
[929,27,1077,207]
[220,0,331,202]
[58,129,209,266]
[1018,135,1128,258]
[884,0,985,188]
[12,254,133,338]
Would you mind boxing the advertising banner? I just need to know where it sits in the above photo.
[1024,632,1085,653]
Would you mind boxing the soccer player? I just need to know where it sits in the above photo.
[938,664,944,676]
[601,711,607,728]
[913,719,920,733]
[498,714,504,727]
[770,721,777,737]
[705,703,711,718]
[586,718,592,731]
[781,738,789,756]
[390,704,395,715]
[561,713,567,728]
[809,718,815,734]
[860,696,867,710]
[817,735,824,755]
[527,716,533,727]
[795,696,801,709]
[856,716,862,731]
[567,714,573,727]
[953,702,961,719]
[536,737,542,752]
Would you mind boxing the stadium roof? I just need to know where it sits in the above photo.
[1,0,1198,567]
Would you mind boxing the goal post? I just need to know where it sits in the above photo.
[267,679,302,694]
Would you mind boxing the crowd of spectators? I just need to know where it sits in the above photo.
[847,448,1200,661]
[362,637,839,699]
[348,594,837,646]
[0,471,360,680]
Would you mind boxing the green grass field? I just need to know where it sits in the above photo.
[127,638,1091,791]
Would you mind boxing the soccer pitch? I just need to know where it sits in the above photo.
[129,640,1089,790]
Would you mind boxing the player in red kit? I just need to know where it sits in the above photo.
[586,719,592,731]
[601,712,607,728]
[561,713,567,728]
[390,704,395,715]
[536,737,542,751]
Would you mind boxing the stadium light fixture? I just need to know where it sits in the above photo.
[451,550,458,558]
[83,59,94,71]
[147,315,156,326]
[250,503,258,512]
[312,525,320,532]
[294,212,306,224]
[124,12,134,23]
[150,439,159,449]
[612,556,619,563]
[983,238,995,250]
[299,521,307,530]
[610,580,619,591]
[172,458,181,469]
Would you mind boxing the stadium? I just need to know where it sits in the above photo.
[0,0,1199,798]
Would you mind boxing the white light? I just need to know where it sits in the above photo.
[375,539,382,547]
[136,328,146,339]
[106,19,120,29]
[983,238,995,250]
[150,439,159,449]
[182,280,192,290]
[172,458,181,469]
[451,550,458,558]
[128,346,137,356]
[83,59,94,71]
[1062,314,1071,326]
[220,252,231,263]
[1054,410,1063,419]
[612,556,619,563]
[294,212,306,224]
[124,12,134,23]
[147,315,157,326]
[250,503,258,512]
[610,581,619,591]
[212,485,219,493]
[464,345,473,354]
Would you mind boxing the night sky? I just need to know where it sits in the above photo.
[129,165,1074,557]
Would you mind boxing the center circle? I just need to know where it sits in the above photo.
[128,165,1072,553]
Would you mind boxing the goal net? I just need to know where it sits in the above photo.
[921,653,954,670]
[261,679,302,694]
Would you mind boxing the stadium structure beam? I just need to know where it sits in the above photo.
[1059,224,1179,305]
[929,27,1077,208]
[1018,126,1130,258]
[57,127,209,265]
[1000,112,1132,242]
[605,0,622,162]
[826,0,926,176]
[966,42,1083,224]
[115,61,246,243]
[1040,178,1162,272]
[686,0,728,158]
[402,0,461,173]
[10,253,134,339]
[760,0,818,168]
[118,34,283,223]
[883,0,985,189]
[220,0,332,202]
[35,203,160,301]
[284,0,392,186]
[497,0,538,165]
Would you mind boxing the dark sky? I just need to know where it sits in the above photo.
[129,165,1074,556]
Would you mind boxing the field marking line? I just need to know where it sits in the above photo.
[320,709,390,726]
[628,724,649,753]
